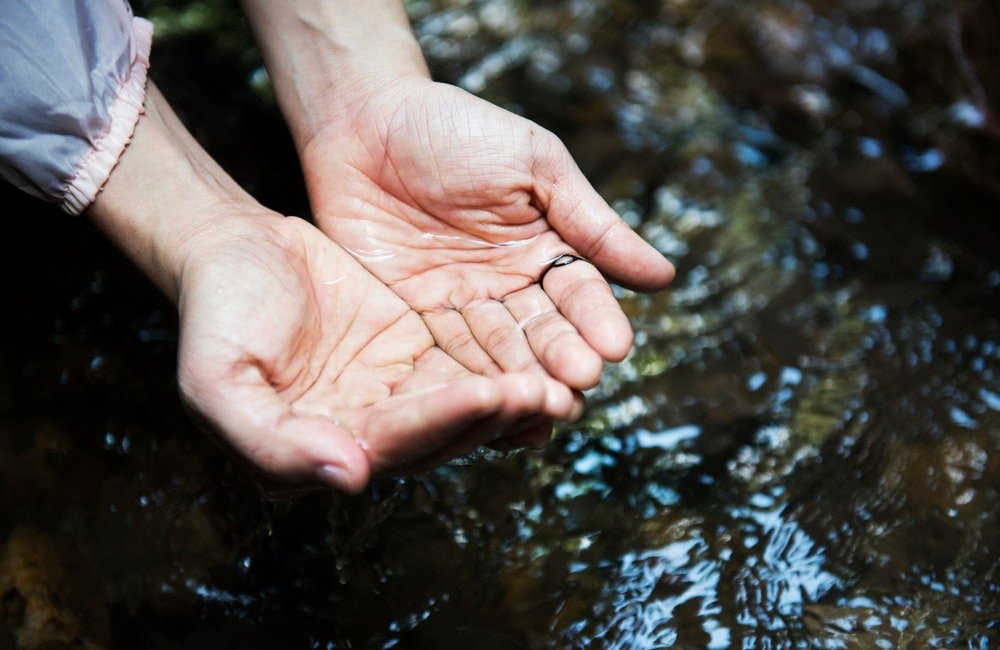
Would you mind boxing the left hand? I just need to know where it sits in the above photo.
[175,211,575,496]
[300,76,675,390]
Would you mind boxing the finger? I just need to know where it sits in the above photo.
[503,284,603,389]
[421,308,503,376]
[459,298,583,418]
[531,133,676,291]
[354,375,506,473]
[543,378,586,422]
[394,377,555,472]
[492,372,563,423]
[459,299,588,419]
[461,298,540,374]
[178,360,371,494]
[413,346,584,422]
[538,258,635,363]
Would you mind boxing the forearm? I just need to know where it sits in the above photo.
[239,0,430,148]
[87,84,255,301]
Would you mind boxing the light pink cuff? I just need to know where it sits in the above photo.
[62,17,153,215]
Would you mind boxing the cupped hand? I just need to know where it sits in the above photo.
[175,210,580,496]
[301,77,675,391]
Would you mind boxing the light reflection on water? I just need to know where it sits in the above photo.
[1,0,999,647]
[567,493,843,649]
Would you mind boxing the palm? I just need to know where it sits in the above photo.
[302,78,674,390]
[176,213,573,495]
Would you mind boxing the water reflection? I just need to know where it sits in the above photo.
[1,0,999,647]
[563,488,843,649]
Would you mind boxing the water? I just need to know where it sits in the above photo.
[1,0,999,647]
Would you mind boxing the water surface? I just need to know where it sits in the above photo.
[1,0,998,647]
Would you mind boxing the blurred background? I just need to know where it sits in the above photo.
[1,0,998,647]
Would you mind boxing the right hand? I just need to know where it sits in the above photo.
[240,1,676,391]
[301,77,675,391]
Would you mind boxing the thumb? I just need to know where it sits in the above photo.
[531,131,676,292]
[178,360,371,494]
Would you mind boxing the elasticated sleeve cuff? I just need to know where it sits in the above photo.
[62,17,152,215]
[0,1,153,215]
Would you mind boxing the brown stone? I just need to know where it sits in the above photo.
[0,528,109,650]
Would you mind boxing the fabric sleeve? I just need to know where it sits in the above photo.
[0,0,153,215]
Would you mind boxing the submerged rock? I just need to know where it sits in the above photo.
[0,528,109,650]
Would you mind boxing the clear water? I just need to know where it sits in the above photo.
[1,0,998,647]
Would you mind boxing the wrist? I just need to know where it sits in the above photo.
[240,0,430,149]
[289,44,430,150]
[87,84,260,302]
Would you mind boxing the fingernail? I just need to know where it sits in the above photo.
[318,463,351,488]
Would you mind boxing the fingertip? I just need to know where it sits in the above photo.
[279,417,371,493]
[574,309,633,364]
[602,236,678,293]
[636,255,676,291]
[596,321,634,363]
[334,438,372,493]
[541,377,584,421]
[545,380,570,419]
[496,372,547,414]
[661,257,677,286]
[637,253,677,292]
[318,459,369,494]
[547,342,603,389]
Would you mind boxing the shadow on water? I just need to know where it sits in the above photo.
[1,0,999,648]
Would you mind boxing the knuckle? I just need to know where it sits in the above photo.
[525,310,566,336]
[514,357,545,374]
[443,329,478,353]
[563,276,603,305]
[580,221,617,259]
[483,325,514,354]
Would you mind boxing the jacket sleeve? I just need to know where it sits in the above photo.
[0,0,153,215]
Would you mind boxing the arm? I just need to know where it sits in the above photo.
[237,0,429,148]
[240,0,676,390]
[88,83,251,300]
[0,1,573,495]
[89,83,578,496]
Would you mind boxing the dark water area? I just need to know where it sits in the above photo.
[2,0,1000,647]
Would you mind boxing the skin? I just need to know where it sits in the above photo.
[88,86,579,497]
[83,0,675,496]
[240,0,676,392]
